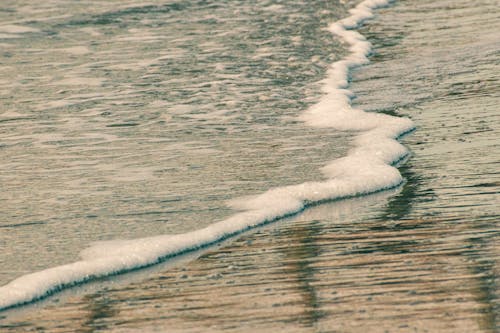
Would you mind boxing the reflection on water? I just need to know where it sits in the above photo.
[280,220,324,326]
[81,291,119,333]
[376,161,429,222]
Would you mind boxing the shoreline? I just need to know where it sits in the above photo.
[1,0,498,331]
[0,0,415,312]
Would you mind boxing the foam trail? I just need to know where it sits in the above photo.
[0,0,414,311]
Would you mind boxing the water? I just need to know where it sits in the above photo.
[1,0,354,284]
[1,0,499,331]
[0,0,417,308]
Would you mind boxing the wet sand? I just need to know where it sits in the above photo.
[1,195,497,332]
[1,0,498,331]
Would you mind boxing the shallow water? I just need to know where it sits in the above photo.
[1,0,499,331]
[1,0,352,284]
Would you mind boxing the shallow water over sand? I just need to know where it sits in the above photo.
[1,0,499,331]
[0,0,352,284]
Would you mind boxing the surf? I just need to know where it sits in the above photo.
[0,0,414,311]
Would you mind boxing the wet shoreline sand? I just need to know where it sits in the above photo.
[2,194,496,332]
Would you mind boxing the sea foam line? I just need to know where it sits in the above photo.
[0,0,414,311]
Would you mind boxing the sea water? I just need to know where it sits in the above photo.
[0,0,415,309]
[0,0,498,326]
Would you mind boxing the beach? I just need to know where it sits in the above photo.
[1,0,499,331]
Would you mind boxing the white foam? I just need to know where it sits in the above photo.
[0,0,414,311]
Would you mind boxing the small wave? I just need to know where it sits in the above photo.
[0,0,414,311]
